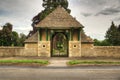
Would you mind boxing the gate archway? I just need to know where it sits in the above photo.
[51,32,68,57]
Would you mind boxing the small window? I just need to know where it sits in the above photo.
[43,45,46,48]
[74,45,77,48]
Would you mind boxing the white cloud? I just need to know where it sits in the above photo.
[0,0,43,35]
[0,0,120,40]
[69,0,120,40]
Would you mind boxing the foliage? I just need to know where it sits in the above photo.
[0,23,13,46]
[12,31,19,46]
[94,39,111,46]
[68,60,120,65]
[118,25,120,31]
[42,0,70,13]
[95,21,120,46]
[18,33,26,46]
[105,21,120,46]
[0,23,26,47]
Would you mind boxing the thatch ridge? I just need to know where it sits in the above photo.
[81,32,94,43]
[24,31,39,43]
[35,6,83,28]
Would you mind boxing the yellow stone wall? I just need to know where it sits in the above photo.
[69,41,81,57]
[81,43,94,57]
[25,43,38,49]
[38,41,50,57]
[24,43,38,56]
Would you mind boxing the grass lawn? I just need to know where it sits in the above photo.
[68,60,120,65]
[0,60,49,66]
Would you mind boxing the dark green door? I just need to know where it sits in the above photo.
[51,32,68,57]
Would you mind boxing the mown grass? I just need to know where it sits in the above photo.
[0,60,49,65]
[68,60,120,65]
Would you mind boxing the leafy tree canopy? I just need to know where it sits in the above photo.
[0,23,26,46]
[94,39,111,46]
[105,21,120,46]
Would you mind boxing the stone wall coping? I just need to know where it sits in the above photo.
[94,46,120,48]
[38,41,50,42]
[69,41,81,42]
[0,47,24,49]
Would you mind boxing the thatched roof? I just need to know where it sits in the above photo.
[81,32,94,43]
[35,6,83,28]
[24,31,39,43]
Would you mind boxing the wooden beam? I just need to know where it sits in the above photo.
[78,28,80,41]
[39,28,42,41]
[46,28,48,41]
[71,28,73,41]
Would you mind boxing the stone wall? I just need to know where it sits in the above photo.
[69,41,81,57]
[0,44,120,58]
[0,47,24,57]
[24,43,38,56]
[38,41,50,57]
[0,43,38,57]
[81,44,120,58]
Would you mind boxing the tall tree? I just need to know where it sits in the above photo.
[117,25,120,45]
[0,30,3,46]
[42,0,70,13]
[19,33,26,46]
[105,21,120,46]
[118,25,120,31]
[12,31,19,46]
[1,23,13,46]
[0,23,27,47]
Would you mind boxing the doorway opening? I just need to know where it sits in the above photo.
[51,32,68,57]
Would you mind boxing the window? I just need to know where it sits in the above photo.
[43,45,46,48]
[74,45,77,48]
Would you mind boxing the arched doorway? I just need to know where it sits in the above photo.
[51,32,68,57]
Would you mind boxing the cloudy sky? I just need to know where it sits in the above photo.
[0,0,120,40]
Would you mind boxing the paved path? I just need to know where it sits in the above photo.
[47,59,69,67]
[0,66,120,80]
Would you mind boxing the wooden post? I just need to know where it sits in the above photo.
[78,28,81,41]
[71,28,73,41]
[39,28,42,41]
[46,28,48,41]
[50,30,54,40]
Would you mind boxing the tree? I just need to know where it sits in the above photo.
[12,31,19,46]
[117,25,120,45]
[94,39,111,46]
[0,23,27,47]
[118,25,120,31]
[105,21,120,46]
[42,0,70,13]
[0,30,3,46]
[1,23,13,46]
[19,33,26,46]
